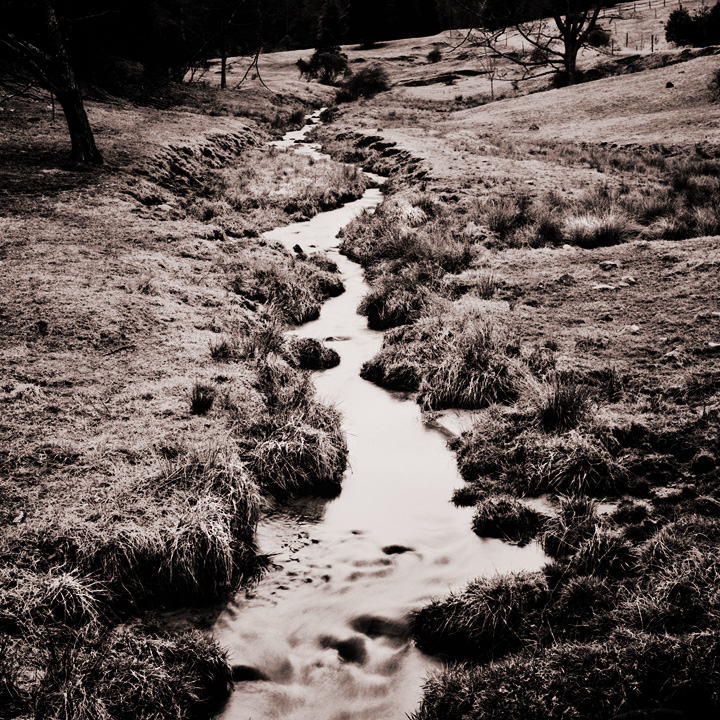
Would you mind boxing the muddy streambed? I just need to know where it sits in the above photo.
[213,115,546,720]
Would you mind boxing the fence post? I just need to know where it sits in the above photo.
[651,34,654,52]
[626,31,629,46]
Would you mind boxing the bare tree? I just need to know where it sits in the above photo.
[457,0,613,85]
[0,0,102,164]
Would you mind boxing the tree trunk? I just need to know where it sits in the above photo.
[41,0,103,164]
[56,90,103,165]
[220,21,228,90]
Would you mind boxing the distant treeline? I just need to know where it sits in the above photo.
[0,0,621,93]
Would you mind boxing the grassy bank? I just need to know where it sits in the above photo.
[321,44,720,717]
[0,85,354,717]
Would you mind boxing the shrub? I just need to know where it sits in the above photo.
[586,26,611,47]
[666,7,697,46]
[337,64,390,102]
[472,497,548,544]
[410,572,549,660]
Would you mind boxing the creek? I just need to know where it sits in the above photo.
[213,112,546,720]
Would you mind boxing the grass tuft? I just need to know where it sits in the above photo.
[190,382,215,415]
[472,496,548,544]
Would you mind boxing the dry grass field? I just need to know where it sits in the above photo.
[1,0,720,716]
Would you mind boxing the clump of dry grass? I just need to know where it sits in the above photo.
[34,627,232,720]
[413,632,720,720]
[286,336,340,370]
[472,497,548,544]
[410,571,549,660]
[190,382,215,415]
[531,374,591,432]
[230,257,344,325]
[238,356,348,498]
[562,211,638,248]
[358,273,433,329]
[542,495,598,558]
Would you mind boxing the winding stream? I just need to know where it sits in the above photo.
[213,114,546,720]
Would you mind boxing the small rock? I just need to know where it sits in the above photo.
[231,665,270,682]
[382,544,414,555]
[593,284,617,291]
[599,260,620,270]
[706,341,720,353]
[320,636,368,665]
[598,313,614,322]
[621,275,637,285]
[626,324,641,334]
[529,123,540,131]
[12,511,25,525]
[666,81,674,88]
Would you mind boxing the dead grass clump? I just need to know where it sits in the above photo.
[0,568,103,632]
[358,275,432,329]
[230,259,344,325]
[542,495,599,558]
[472,497,548,544]
[538,433,630,497]
[532,374,591,432]
[417,317,521,410]
[68,496,255,604]
[410,572,549,661]
[286,337,340,370]
[568,528,637,579]
[35,627,232,720]
[190,382,215,415]
[562,211,638,248]
[412,632,720,720]
[239,357,348,498]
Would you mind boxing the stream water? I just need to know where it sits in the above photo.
[213,114,546,720]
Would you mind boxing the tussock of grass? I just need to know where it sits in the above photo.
[238,357,348,498]
[562,211,638,248]
[358,273,433,329]
[286,336,340,370]
[471,497,548,544]
[416,316,521,410]
[0,568,103,633]
[230,258,344,325]
[456,425,630,498]
[190,382,215,415]
[362,311,521,408]
[531,374,590,432]
[542,495,598,558]
[34,627,232,720]
[410,572,549,660]
[413,632,720,720]
[569,528,637,579]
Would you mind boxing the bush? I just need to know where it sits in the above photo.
[472,497,548,544]
[666,7,697,46]
[586,26,611,47]
[336,64,390,102]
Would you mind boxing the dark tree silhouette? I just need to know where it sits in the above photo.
[0,0,103,164]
